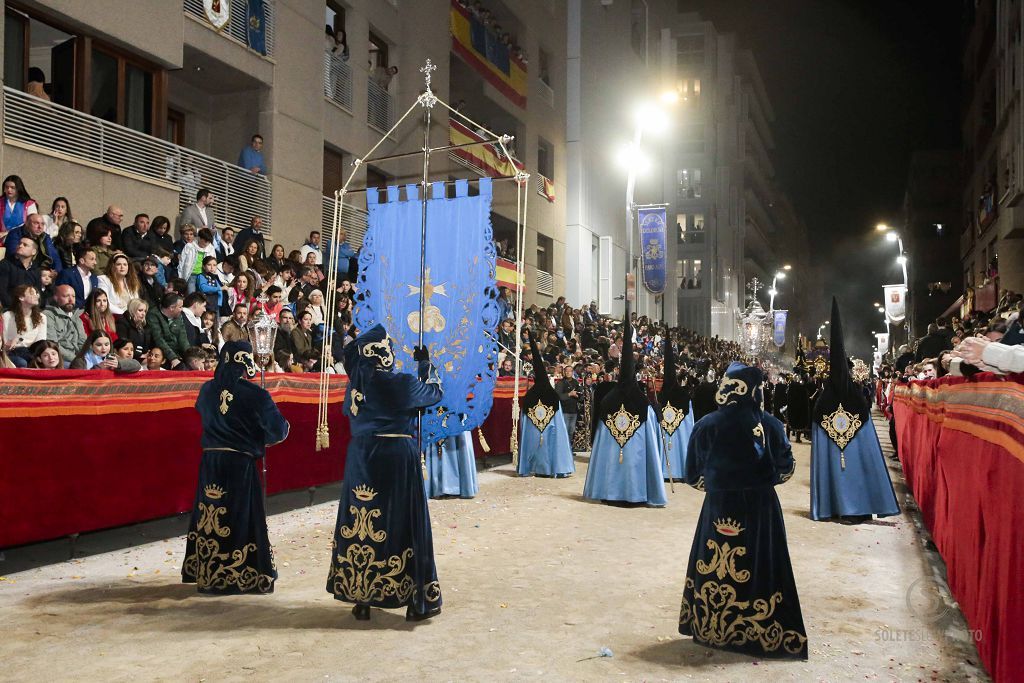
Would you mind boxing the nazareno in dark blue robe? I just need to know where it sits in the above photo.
[679,362,808,660]
[182,341,290,595]
[326,324,444,614]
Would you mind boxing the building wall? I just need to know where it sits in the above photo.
[961,0,1024,296]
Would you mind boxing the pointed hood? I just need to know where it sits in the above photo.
[522,331,559,411]
[595,302,650,428]
[812,297,870,429]
[658,337,690,417]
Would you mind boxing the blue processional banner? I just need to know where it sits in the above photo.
[637,207,667,294]
[773,310,788,348]
[355,178,500,443]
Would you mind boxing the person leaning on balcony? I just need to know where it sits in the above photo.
[371,64,398,91]
[176,188,215,237]
[86,205,125,252]
[147,291,189,368]
[25,66,51,102]
[238,134,267,175]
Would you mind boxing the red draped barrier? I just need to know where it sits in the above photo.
[894,373,1024,682]
[0,370,349,549]
[0,372,530,548]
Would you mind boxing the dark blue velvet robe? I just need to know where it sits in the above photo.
[679,410,808,659]
[182,378,289,594]
[326,360,444,613]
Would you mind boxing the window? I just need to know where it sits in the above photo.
[679,123,705,153]
[630,0,648,61]
[676,34,704,68]
[677,168,702,198]
[537,137,554,179]
[369,31,389,68]
[599,236,612,314]
[538,48,551,87]
[323,146,347,195]
[88,46,157,134]
[592,235,600,303]
[677,213,705,243]
[677,258,702,289]
[537,233,553,273]
[165,108,185,146]
[326,2,346,35]
[678,77,700,102]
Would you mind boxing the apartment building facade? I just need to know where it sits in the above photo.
[0,0,567,307]
[961,0,1024,297]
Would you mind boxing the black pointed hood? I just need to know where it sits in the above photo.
[812,297,870,428]
[522,331,559,411]
[658,337,690,416]
[595,303,650,427]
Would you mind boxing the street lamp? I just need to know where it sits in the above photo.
[768,269,787,313]
[619,92,677,314]
[877,223,910,339]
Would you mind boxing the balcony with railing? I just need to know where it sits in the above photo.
[448,119,524,178]
[324,52,354,112]
[367,78,395,133]
[183,0,275,58]
[3,86,272,232]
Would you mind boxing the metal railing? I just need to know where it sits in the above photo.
[367,77,394,132]
[321,195,368,249]
[323,52,354,111]
[184,0,275,57]
[3,86,272,234]
[537,268,554,296]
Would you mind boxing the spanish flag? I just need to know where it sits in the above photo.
[541,176,555,203]
[496,257,524,293]
[450,0,528,108]
[449,119,524,178]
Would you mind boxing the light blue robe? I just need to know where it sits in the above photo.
[424,431,479,499]
[660,401,694,481]
[810,421,899,520]
[584,406,667,506]
[517,404,575,477]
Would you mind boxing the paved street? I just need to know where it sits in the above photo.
[0,417,987,681]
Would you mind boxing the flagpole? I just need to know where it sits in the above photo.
[416,70,433,479]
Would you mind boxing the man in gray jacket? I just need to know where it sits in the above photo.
[45,284,86,367]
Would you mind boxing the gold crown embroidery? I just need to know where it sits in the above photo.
[204,484,226,500]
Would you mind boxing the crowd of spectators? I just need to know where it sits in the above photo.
[455,0,529,65]
[0,174,360,373]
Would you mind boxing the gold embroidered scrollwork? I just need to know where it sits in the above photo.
[679,520,806,655]
[715,377,748,406]
[820,403,862,469]
[328,486,418,604]
[526,402,557,445]
[182,485,275,593]
[605,404,642,463]
[660,401,685,440]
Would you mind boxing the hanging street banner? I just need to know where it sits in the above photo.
[246,0,267,55]
[637,206,667,294]
[773,310,788,348]
[875,332,890,355]
[884,284,907,322]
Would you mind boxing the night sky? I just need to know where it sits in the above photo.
[688,0,963,359]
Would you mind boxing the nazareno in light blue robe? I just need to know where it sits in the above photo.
[660,401,694,482]
[424,430,479,499]
[810,420,899,520]
[584,406,667,506]
[517,403,575,477]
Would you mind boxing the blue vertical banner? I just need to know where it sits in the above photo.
[246,0,267,56]
[355,179,500,443]
[637,206,667,294]
[773,310,788,348]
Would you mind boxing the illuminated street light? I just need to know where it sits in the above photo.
[782,264,792,270]
[896,254,908,265]
[876,223,891,232]
[621,91,678,315]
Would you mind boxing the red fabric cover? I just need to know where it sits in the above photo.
[0,372,349,548]
[894,373,1024,682]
